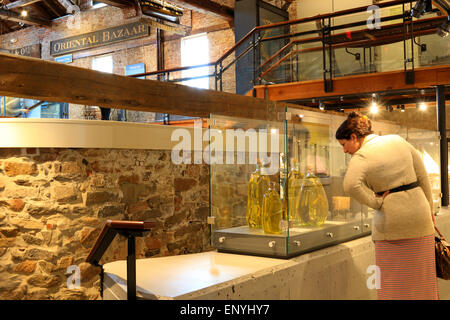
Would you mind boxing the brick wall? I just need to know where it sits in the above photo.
[0,3,238,120]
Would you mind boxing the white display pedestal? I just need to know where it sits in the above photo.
[102,251,288,300]
[103,208,450,300]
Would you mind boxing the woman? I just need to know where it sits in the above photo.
[335,111,438,300]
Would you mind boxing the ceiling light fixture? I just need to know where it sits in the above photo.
[370,102,379,114]
[411,0,432,18]
[419,102,427,111]
[370,93,379,114]
[437,18,449,38]
[20,9,27,17]
[319,101,325,111]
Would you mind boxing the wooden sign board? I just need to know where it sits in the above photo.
[9,44,41,58]
[50,22,150,56]
[139,16,190,36]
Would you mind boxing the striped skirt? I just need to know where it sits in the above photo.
[374,234,439,300]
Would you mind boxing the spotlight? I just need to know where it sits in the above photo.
[370,93,379,114]
[419,102,427,111]
[437,18,449,38]
[370,102,379,114]
[319,101,325,111]
[20,9,27,17]
[411,0,432,18]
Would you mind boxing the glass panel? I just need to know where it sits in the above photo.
[254,2,449,85]
[219,52,238,94]
[258,24,291,85]
[415,32,450,67]
[0,96,67,119]
[209,112,288,257]
[403,128,441,214]
[286,108,363,256]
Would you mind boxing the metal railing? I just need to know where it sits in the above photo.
[129,0,449,95]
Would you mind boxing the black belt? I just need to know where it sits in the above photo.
[376,181,419,196]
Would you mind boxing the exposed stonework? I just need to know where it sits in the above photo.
[0,148,211,300]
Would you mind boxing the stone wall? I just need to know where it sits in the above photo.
[0,148,210,300]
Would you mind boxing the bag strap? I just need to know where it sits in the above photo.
[435,226,445,239]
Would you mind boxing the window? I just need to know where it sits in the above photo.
[92,55,113,120]
[92,54,113,73]
[181,33,209,89]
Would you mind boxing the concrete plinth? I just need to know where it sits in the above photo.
[103,207,450,300]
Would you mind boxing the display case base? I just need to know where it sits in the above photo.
[214,219,371,258]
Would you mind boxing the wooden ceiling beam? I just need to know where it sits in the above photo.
[0,52,298,121]
[4,0,43,10]
[32,2,54,20]
[0,8,51,26]
[168,0,234,21]
[0,20,13,33]
[41,0,66,16]
[95,0,132,8]
[54,0,79,13]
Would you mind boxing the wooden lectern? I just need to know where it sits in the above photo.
[86,220,156,300]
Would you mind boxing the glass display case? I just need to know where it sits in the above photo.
[399,128,441,214]
[208,108,441,258]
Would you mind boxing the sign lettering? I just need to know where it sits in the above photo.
[9,44,41,58]
[50,22,150,56]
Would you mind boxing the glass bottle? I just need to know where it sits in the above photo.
[246,164,260,227]
[298,171,329,227]
[287,161,304,227]
[263,182,283,234]
[246,164,269,229]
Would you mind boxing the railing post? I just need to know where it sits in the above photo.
[403,3,415,84]
[321,17,333,92]
[219,62,223,92]
[252,31,257,87]
[437,85,448,207]
[214,63,218,91]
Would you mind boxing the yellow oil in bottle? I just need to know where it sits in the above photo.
[246,165,260,227]
[246,165,269,229]
[287,163,304,226]
[262,182,283,234]
[298,172,329,226]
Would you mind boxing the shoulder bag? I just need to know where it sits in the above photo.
[435,226,450,280]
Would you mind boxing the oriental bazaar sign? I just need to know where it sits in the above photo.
[50,22,150,56]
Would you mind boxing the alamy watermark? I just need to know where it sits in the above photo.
[171,121,280,174]
[66,265,81,290]
[367,5,381,30]
[366,265,381,290]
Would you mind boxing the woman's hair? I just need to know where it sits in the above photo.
[335,111,373,140]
